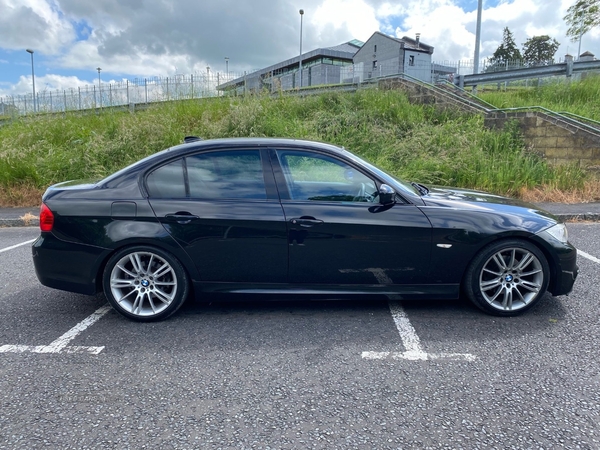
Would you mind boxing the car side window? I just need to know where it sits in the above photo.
[277,150,377,202]
[187,150,266,199]
[146,159,186,198]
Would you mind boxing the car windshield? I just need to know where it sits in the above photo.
[339,149,420,197]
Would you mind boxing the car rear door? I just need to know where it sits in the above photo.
[147,148,288,284]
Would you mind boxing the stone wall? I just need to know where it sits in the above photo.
[379,79,483,114]
[484,111,600,171]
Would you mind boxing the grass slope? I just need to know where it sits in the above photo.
[0,87,592,207]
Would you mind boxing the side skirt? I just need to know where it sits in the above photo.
[192,282,460,300]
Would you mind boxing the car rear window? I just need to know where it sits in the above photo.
[146,159,186,198]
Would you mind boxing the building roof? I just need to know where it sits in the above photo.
[219,40,363,89]
[359,31,434,55]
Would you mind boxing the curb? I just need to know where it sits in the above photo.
[555,213,600,222]
[0,218,40,228]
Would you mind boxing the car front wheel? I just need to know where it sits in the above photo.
[465,240,550,316]
[102,246,189,321]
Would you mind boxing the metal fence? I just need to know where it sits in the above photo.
[0,72,238,116]
[0,55,592,117]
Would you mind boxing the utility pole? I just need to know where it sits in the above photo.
[299,9,304,88]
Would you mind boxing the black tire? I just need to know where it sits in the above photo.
[102,246,189,322]
[464,239,550,316]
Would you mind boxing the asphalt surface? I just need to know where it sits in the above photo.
[1,224,600,448]
[2,202,600,227]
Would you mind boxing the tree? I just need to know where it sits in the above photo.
[486,27,523,72]
[564,0,600,42]
[522,35,560,66]
[492,27,522,62]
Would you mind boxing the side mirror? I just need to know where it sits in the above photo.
[378,184,396,205]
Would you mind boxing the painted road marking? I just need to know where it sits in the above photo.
[362,300,477,361]
[578,249,600,265]
[0,305,111,355]
[0,239,36,254]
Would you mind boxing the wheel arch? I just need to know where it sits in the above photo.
[461,235,553,315]
[94,238,199,297]
[459,233,557,294]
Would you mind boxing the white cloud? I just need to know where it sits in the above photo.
[312,0,380,42]
[0,0,75,53]
[1,0,600,98]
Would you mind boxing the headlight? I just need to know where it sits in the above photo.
[538,223,569,244]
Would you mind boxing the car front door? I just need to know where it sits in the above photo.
[147,149,288,284]
[272,148,433,288]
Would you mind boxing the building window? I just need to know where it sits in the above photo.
[409,55,415,66]
[374,44,377,53]
[373,60,377,69]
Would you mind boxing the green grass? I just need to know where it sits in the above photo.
[478,74,600,121]
[0,87,589,205]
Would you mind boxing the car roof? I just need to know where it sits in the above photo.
[167,137,345,156]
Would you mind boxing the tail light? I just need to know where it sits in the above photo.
[40,203,54,232]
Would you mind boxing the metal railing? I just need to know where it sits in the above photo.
[382,73,600,139]
[435,79,600,137]
[2,56,600,125]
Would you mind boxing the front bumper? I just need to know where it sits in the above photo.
[548,244,578,296]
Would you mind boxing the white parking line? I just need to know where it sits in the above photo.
[578,249,600,265]
[362,300,477,361]
[0,305,111,355]
[0,239,36,254]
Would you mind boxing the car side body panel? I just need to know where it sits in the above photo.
[31,137,578,312]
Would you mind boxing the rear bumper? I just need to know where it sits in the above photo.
[32,233,111,295]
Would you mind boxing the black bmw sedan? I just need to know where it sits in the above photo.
[32,137,578,321]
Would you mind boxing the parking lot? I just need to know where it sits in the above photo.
[1,224,599,449]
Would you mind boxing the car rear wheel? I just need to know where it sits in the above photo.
[465,240,550,316]
[103,246,189,321]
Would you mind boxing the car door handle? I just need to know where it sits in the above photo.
[290,217,324,228]
[164,212,200,224]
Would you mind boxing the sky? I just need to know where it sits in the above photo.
[0,0,596,98]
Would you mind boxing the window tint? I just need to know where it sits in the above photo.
[277,151,377,202]
[187,150,266,199]
[146,159,186,198]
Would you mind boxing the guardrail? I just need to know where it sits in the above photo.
[455,59,600,88]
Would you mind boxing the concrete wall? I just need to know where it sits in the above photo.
[485,112,600,171]
[354,34,402,77]
[404,50,432,83]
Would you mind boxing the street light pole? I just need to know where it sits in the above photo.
[96,67,102,108]
[473,0,482,74]
[299,9,304,88]
[26,49,36,113]
[225,57,229,77]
